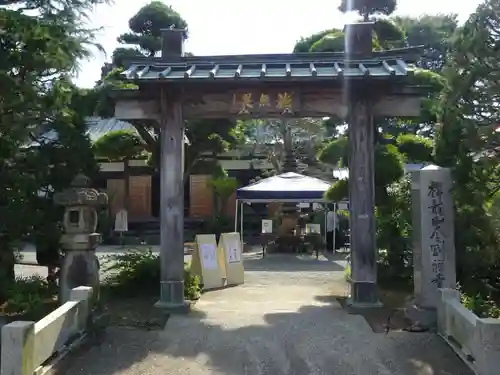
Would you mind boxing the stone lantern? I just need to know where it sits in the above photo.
[54,174,108,303]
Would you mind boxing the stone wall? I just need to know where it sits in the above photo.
[1,286,93,375]
[437,288,500,375]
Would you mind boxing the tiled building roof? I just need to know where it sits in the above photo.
[29,117,188,147]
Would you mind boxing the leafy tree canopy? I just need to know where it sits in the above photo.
[394,14,458,70]
[93,130,147,161]
[115,1,187,63]
[0,0,104,287]
[295,19,405,53]
[395,133,434,163]
[325,143,404,202]
[293,28,340,53]
[111,48,144,69]
[184,118,239,178]
[339,0,397,20]
[432,0,500,311]
[94,3,239,181]
[318,137,348,166]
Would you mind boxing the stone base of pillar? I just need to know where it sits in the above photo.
[347,281,382,308]
[155,280,191,314]
[404,300,437,329]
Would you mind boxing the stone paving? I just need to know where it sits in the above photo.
[61,253,472,375]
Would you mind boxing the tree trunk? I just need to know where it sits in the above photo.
[306,136,316,164]
[269,153,281,172]
[0,242,15,302]
[362,7,369,22]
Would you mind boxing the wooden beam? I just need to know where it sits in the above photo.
[156,87,188,312]
[114,85,422,120]
[301,90,348,118]
[182,89,349,119]
[115,100,159,120]
[348,94,378,306]
[373,96,422,117]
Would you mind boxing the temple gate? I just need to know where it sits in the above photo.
[111,22,425,310]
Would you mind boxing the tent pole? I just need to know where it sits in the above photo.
[333,202,337,253]
[323,203,327,247]
[240,201,244,252]
[234,199,238,232]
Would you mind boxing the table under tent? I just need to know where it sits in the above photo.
[234,172,345,253]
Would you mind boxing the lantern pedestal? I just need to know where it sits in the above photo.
[59,250,100,303]
[54,174,108,304]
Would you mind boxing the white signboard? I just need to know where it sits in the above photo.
[226,245,241,263]
[262,219,273,233]
[199,243,218,270]
[219,232,244,286]
[114,209,128,232]
[338,202,349,210]
[306,224,321,234]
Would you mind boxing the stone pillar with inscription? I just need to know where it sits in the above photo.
[54,174,108,303]
[406,165,456,328]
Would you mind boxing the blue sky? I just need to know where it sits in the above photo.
[75,0,483,88]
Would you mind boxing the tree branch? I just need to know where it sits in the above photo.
[130,120,156,152]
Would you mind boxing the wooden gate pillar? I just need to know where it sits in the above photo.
[347,92,379,306]
[155,87,189,312]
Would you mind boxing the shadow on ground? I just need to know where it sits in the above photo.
[243,252,346,272]
[60,306,471,373]
[59,298,472,375]
[322,294,412,334]
[56,254,471,375]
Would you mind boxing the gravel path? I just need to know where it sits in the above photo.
[62,253,471,375]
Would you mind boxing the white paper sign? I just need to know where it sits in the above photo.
[226,246,241,263]
[262,219,273,233]
[338,202,349,210]
[306,224,321,234]
[114,209,128,232]
[199,243,218,269]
